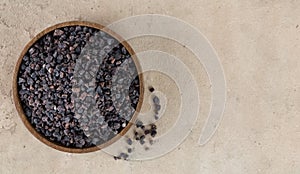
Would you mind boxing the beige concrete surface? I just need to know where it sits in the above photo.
[0,0,300,173]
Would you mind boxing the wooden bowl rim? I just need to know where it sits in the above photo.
[12,21,144,153]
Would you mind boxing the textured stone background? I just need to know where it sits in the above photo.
[0,0,299,173]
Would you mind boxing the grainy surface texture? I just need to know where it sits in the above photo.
[0,0,300,174]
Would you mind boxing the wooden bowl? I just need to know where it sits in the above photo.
[13,21,144,153]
